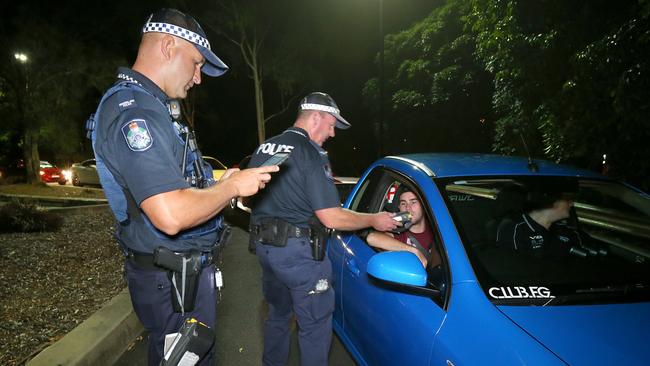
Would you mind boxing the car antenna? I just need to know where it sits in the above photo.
[518,131,539,173]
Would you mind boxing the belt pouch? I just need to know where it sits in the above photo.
[260,219,288,247]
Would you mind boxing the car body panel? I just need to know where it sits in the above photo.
[329,153,649,365]
[397,153,602,179]
[498,303,650,365]
[39,162,62,182]
[203,156,228,180]
[71,159,100,186]
[330,232,443,366]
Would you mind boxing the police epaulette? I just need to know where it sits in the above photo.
[116,88,138,111]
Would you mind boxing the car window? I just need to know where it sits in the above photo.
[439,176,650,306]
[351,167,449,306]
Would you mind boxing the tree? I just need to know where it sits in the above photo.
[204,0,315,144]
[0,19,118,183]
[469,0,650,188]
[363,0,493,155]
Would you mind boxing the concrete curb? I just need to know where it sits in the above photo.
[26,288,143,366]
[0,193,107,204]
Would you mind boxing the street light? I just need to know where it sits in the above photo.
[14,52,29,94]
[14,52,29,63]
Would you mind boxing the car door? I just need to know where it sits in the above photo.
[78,159,99,185]
[87,160,100,185]
[337,168,448,365]
[78,160,92,184]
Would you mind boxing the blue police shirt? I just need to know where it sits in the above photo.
[249,127,340,227]
[94,67,218,253]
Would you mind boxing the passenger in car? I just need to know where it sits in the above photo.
[495,187,602,258]
[366,188,441,267]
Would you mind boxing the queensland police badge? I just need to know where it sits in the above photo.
[121,119,153,151]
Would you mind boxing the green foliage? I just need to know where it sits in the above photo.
[468,0,650,188]
[365,0,648,188]
[364,0,494,154]
[0,200,63,233]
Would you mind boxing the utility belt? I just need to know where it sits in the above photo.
[249,216,330,261]
[127,249,217,270]
[127,246,218,313]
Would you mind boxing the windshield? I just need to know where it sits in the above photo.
[439,176,650,306]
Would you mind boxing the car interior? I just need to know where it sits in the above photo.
[349,169,448,303]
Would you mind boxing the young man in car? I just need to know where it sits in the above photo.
[366,187,441,267]
[496,185,605,258]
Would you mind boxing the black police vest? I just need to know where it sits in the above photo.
[86,80,222,241]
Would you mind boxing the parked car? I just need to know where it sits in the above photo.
[329,153,650,365]
[203,156,228,180]
[36,161,62,183]
[70,159,100,186]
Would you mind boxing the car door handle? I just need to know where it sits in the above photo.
[344,257,360,277]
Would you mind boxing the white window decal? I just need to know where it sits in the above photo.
[488,286,555,299]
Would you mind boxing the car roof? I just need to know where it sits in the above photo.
[383,153,603,179]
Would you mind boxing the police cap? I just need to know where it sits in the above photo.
[142,8,229,77]
[299,92,351,130]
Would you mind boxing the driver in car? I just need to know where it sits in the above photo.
[366,187,441,267]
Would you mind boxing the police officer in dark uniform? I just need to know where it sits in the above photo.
[248,92,399,366]
[88,9,278,365]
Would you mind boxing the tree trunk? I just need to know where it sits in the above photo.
[23,127,41,185]
[253,65,265,144]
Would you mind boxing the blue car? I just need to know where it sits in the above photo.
[328,153,650,365]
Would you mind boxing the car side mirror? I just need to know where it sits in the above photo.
[367,251,440,297]
[367,251,427,286]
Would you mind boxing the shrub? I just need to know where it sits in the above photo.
[0,200,63,233]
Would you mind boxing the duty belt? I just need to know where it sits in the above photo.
[127,249,215,270]
[286,225,311,238]
[251,218,311,238]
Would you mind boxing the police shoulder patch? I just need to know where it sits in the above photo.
[323,163,334,180]
[121,119,153,151]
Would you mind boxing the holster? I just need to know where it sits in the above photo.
[211,224,232,264]
[308,216,330,261]
[154,248,202,313]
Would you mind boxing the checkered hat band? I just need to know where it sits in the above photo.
[300,103,339,115]
[142,22,211,50]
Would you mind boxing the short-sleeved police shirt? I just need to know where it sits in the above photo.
[94,67,218,253]
[249,127,340,227]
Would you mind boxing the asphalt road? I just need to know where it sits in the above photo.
[115,209,356,365]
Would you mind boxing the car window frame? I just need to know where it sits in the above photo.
[349,166,451,308]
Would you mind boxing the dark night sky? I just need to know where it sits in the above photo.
[2,0,441,175]
[192,0,443,174]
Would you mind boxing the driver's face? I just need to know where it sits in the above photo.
[399,191,423,225]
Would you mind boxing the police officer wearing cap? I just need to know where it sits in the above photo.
[88,8,277,365]
[248,92,398,366]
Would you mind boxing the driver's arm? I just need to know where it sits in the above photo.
[366,231,427,267]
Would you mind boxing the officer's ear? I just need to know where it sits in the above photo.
[160,34,176,61]
[307,111,321,128]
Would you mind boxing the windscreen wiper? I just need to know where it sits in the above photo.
[544,283,648,306]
